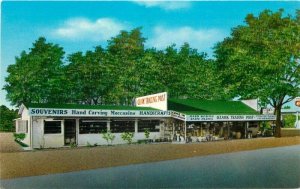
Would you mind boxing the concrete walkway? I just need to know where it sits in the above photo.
[1,145,299,188]
[0,133,23,153]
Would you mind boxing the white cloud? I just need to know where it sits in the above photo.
[133,1,191,10]
[52,18,127,41]
[147,26,227,54]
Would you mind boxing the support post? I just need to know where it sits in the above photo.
[30,116,33,149]
[246,122,249,139]
[76,119,79,145]
[172,122,175,141]
[134,119,138,133]
[184,121,187,143]
[107,118,111,131]
[228,122,230,139]
[296,111,299,128]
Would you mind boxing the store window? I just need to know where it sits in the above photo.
[111,120,134,133]
[79,120,107,134]
[44,121,61,134]
[16,120,28,133]
[138,120,160,132]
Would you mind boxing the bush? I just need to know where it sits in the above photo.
[102,131,116,145]
[70,141,77,148]
[137,139,152,144]
[87,141,93,147]
[0,105,18,132]
[283,115,299,128]
[13,133,25,142]
[121,132,134,144]
[144,129,150,139]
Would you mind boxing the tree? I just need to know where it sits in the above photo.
[214,9,300,137]
[4,37,66,106]
[66,46,112,105]
[107,28,146,105]
[0,105,18,132]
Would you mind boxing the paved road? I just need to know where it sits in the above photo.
[1,145,299,188]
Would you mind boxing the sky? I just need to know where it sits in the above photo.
[1,1,300,110]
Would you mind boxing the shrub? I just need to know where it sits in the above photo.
[283,115,299,128]
[144,129,150,139]
[121,132,134,144]
[13,133,25,142]
[87,141,92,147]
[70,141,77,148]
[102,131,116,145]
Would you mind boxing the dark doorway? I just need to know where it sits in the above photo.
[64,119,76,145]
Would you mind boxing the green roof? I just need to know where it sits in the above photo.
[24,99,259,115]
[168,99,259,115]
[24,103,157,111]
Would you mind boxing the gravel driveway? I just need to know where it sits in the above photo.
[0,133,23,153]
[0,135,299,179]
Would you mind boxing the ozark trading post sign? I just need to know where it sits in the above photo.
[186,114,276,121]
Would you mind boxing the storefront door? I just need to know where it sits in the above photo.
[64,119,76,145]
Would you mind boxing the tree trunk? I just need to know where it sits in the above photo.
[274,105,282,137]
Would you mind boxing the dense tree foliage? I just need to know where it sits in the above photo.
[4,37,66,106]
[0,105,18,132]
[4,9,298,138]
[4,28,224,107]
[214,9,300,136]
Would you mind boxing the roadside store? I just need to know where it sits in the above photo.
[16,92,276,148]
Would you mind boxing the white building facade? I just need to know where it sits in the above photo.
[15,93,277,149]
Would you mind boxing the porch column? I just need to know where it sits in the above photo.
[135,119,138,133]
[296,111,299,128]
[76,119,79,144]
[184,121,187,143]
[228,122,230,139]
[172,122,175,141]
[246,122,249,138]
[107,118,111,131]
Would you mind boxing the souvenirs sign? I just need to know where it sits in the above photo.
[29,108,171,117]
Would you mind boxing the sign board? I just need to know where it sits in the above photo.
[186,114,276,122]
[241,99,259,111]
[28,108,276,121]
[29,108,171,117]
[171,111,186,121]
[135,92,167,110]
[295,97,300,107]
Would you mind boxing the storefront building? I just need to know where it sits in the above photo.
[16,92,276,149]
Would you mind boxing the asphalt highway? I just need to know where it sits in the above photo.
[1,145,299,188]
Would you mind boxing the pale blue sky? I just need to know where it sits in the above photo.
[1,1,299,109]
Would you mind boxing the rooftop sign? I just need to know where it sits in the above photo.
[135,92,167,110]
